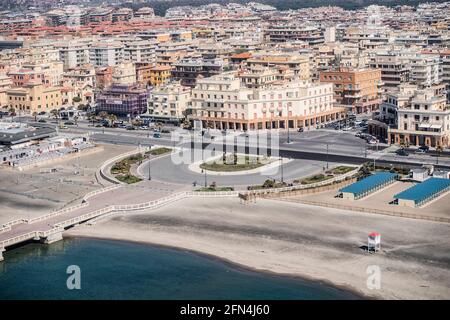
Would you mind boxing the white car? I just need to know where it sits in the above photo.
[342,126,353,131]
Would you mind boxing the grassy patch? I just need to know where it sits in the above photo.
[327,166,356,175]
[200,155,271,172]
[146,147,172,156]
[248,179,287,190]
[116,174,142,184]
[295,174,334,185]
[195,187,234,192]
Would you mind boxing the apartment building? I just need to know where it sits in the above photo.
[6,83,62,114]
[112,62,136,85]
[388,85,450,148]
[147,82,191,123]
[265,25,324,45]
[0,75,12,109]
[135,63,153,87]
[96,84,148,116]
[369,52,411,90]
[149,65,172,86]
[410,54,441,87]
[55,41,91,70]
[246,53,310,80]
[8,61,64,87]
[190,73,344,131]
[319,67,382,114]
[172,57,224,87]
[89,41,124,67]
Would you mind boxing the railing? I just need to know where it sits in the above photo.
[82,184,121,201]
[0,231,39,248]
[27,202,90,224]
[289,199,450,224]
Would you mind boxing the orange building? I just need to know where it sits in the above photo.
[149,65,172,86]
[319,67,382,114]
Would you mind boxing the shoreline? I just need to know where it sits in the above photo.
[62,196,450,300]
[64,233,370,300]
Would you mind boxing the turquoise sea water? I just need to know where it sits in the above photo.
[0,238,360,300]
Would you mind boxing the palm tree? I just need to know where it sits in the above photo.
[98,111,109,121]
[107,114,117,126]
[50,109,60,125]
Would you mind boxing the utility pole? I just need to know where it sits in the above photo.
[286,105,291,144]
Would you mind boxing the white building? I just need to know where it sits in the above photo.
[147,82,192,123]
[89,41,124,67]
[190,72,344,131]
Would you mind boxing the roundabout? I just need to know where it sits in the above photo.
[137,149,341,189]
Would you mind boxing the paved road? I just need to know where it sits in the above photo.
[138,155,336,188]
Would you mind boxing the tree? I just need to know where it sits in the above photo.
[108,114,118,126]
[73,96,82,103]
[98,111,109,121]
[50,109,60,124]
[8,107,16,120]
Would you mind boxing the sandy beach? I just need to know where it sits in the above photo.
[65,196,450,300]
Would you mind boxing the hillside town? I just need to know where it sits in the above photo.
[1,1,450,303]
[0,1,448,149]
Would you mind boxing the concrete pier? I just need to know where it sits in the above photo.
[41,232,63,244]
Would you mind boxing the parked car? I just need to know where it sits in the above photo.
[342,126,353,131]
[153,132,161,138]
[298,127,304,133]
[38,119,47,123]
[418,145,429,153]
[64,121,75,125]
[396,149,409,156]
[126,126,135,130]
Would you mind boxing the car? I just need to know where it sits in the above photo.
[64,121,75,125]
[416,149,426,154]
[153,132,161,138]
[126,126,135,130]
[396,149,409,156]
[342,126,353,131]
[368,139,378,145]
[58,125,68,129]
[139,126,149,130]
[418,145,429,152]
[297,127,304,133]
[38,119,47,123]
[355,132,363,138]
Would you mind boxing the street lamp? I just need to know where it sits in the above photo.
[286,104,291,144]
[326,144,329,170]
[280,157,284,184]
[148,157,152,181]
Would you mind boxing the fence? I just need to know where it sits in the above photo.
[261,178,357,199]
[285,199,450,224]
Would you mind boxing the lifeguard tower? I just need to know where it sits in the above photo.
[367,232,381,252]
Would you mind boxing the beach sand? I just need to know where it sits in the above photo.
[65,197,450,300]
